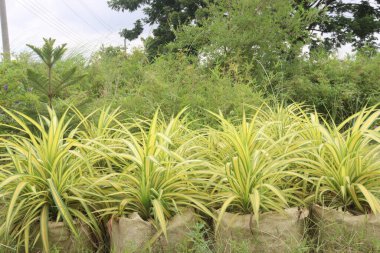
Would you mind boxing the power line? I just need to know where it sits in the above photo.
[61,0,102,34]
[26,0,85,43]
[16,0,83,44]
[12,0,136,57]
[59,0,121,57]
[76,0,114,32]
[66,31,119,58]
[17,0,121,57]
[16,1,81,44]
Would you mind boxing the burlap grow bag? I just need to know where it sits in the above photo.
[311,205,380,251]
[154,208,197,252]
[215,207,309,253]
[109,212,154,253]
[109,208,197,253]
[33,221,94,253]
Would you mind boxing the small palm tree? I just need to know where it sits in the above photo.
[27,38,86,108]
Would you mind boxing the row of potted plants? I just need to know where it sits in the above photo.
[0,103,379,252]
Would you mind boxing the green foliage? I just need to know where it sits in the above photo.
[91,110,213,236]
[108,0,210,59]
[109,0,380,58]
[0,107,103,251]
[169,0,319,96]
[120,20,143,42]
[0,53,41,130]
[87,47,147,98]
[308,106,380,214]
[26,38,86,108]
[163,0,379,123]
[0,103,379,251]
[207,106,312,228]
[284,52,380,122]
[86,52,264,126]
[176,0,315,55]
[1,0,380,248]
[307,0,380,50]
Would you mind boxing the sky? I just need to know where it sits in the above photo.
[4,0,148,57]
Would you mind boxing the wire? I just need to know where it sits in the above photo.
[13,0,145,57]
[76,0,114,32]
[26,0,84,42]
[15,0,83,44]
[61,0,102,34]
[66,32,120,58]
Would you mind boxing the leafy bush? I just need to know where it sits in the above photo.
[85,52,264,126]
[206,107,312,228]
[0,107,103,251]
[308,106,380,213]
[90,110,213,237]
[284,52,380,123]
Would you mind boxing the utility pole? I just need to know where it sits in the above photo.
[0,0,10,60]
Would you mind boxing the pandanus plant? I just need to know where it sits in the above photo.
[309,106,380,214]
[207,109,312,227]
[91,110,213,238]
[0,107,102,252]
[72,106,125,172]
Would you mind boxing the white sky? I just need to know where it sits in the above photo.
[3,0,148,57]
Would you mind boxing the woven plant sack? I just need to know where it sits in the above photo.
[33,221,94,253]
[109,208,197,253]
[153,208,197,252]
[215,207,309,253]
[311,205,380,252]
[108,212,154,253]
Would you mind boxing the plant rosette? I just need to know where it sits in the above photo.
[100,111,212,253]
[209,109,312,252]
[214,208,309,253]
[108,208,198,253]
[307,107,380,251]
[311,205,380,251]
[0,108,102,252]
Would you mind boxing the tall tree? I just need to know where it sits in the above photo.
[171,0,318,64]
[120,20,143,52]
[109,0,379,55]
[298,0,380,50]
[107,0,210,59]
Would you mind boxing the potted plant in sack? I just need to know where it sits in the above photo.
[92,111,213,253]
[209,110,311,253]
[308,107,380,252]
[0,108,103,252]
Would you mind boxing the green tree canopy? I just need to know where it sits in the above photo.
[120,19,144,42]
[107,0,210,59]
[299,0,380,50]
[109,0,379,56]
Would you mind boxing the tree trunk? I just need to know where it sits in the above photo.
[48,66,52,108]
